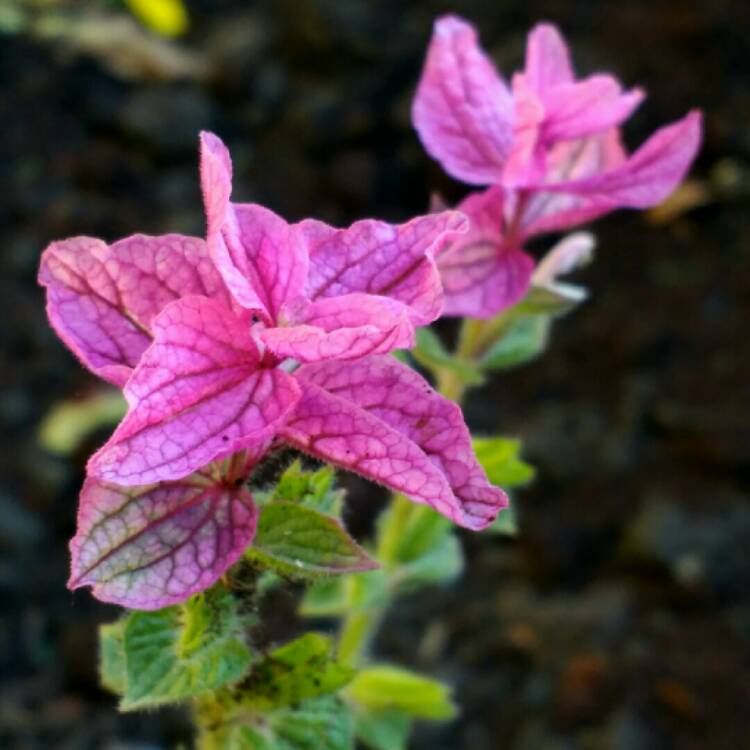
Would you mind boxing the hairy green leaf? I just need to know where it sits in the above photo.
[239,633,354,710]
[120,588,251,710]
[216,696,355,750]
[99,620,127,695]
[272,461,341,512]
[248,501,377,579]
[347,666,456,720]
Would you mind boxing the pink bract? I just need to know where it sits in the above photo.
[434,186,535,319]
[283,356,507,531]
[38,234,232,386]
[413,16,702,229]
[41,131,505,608]
[69,467,258,610]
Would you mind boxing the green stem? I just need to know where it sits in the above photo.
[435,317,489,401]
[338,606,387,666]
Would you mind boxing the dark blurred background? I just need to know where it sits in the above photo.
[2,0,749,748]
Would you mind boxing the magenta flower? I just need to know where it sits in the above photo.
[41,132,506,609]
[413,16,702,318]
[434,187,534,319]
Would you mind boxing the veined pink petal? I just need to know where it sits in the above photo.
[216,203,309,322]
[200,132,308,321]
[519,129,628,236]
[548,111,703,208]
[88,296,300,485]
[504,74,642,188]
[412,15,515,185]
[502,74,547,187]
[300,211,467,325]
[542,76,644,142]
[69,470,258,609]
[200,130,233,236]
[283,357,507,530]
[38,234,229,386]
[437,187,534,318]
[261,294,414,363]
[525,22,575,96]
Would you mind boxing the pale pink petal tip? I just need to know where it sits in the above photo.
[525,22,575,92]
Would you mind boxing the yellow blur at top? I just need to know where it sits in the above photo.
[125,0,190,38]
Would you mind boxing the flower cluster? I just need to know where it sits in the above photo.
[40,132,505,609]
[38,16,700,611]
[413,16,702,318]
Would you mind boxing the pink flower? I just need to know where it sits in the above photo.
[413,16,702,318]
[41,132,506,609]
[433,187,534,319]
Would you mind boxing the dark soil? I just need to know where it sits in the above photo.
[1,1,749,748]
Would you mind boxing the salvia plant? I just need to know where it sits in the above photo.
[38,15,701,750]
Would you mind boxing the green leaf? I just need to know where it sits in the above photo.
[272,461,341,513]
[354,708,411,750]
[395,531,463,591]
[120,588,252,710]
[99,620,127,695]
[472,437,536,489]
[412,327,485,384]
[376,499,462,591]
[220,696,355,750]
[481,314,550,371]
[393,505,452,563]
[299,578,349,617]
[347,666,457,720]
[248,501,378,579]
[239,633,354,710]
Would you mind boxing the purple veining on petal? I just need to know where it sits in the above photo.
[69,469,258,610]
[200,132,308,321]
[283,356,507,530]
[300,211,467,325]
[38,234,229,386]
[411,17,702,237]
[412,15,515,185]
[88,296,301,485]
[436,187,534,318]
[261,293,414,362]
